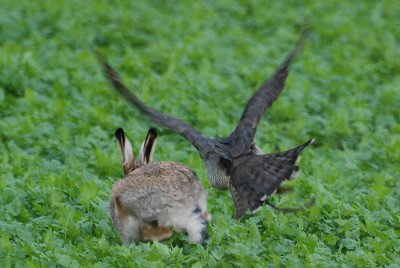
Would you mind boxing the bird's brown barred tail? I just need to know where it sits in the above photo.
[267,138,315,180]
[229,139,315,219]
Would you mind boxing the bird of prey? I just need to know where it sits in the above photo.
[98,32,314,219]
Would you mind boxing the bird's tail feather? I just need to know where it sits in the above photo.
[229,139,315,219]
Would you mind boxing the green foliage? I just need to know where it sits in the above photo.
[1,0,399,266]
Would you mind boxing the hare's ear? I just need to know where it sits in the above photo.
[115,128,136,174]
[138,128,158,166]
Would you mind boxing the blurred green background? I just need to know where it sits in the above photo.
[0,0,399,267]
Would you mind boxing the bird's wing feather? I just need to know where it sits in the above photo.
[98,55,212,155]
[228,30,308,158]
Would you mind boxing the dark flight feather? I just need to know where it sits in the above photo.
[227,34,306,158]
[97,53,220,158]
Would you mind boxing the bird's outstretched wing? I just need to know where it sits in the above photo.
[228,30,308,158]
[229,139,314,219]
[98,54,213,156]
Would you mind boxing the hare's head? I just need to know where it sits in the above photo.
[115,128,158,175]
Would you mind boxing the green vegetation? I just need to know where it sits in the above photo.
[1,0,399,266]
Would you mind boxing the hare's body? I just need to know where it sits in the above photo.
[109,128,210,246]
[112,162,207,221]
[110,162,208,244]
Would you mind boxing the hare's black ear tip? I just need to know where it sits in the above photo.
[149,128,157,136]
[115,128,125,139]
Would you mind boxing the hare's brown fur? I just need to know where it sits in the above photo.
[110,162,209,245]
[113,162,203,199]
[110,128,210,246]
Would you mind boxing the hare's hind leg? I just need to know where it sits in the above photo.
[110,197,140,245]
[198,192,212,223]
[119,215,141,245]
[140,223,173,242]
[204,211,212,223]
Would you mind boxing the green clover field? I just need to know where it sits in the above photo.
[0,0,399,267]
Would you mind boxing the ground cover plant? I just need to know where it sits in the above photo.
[0,0,399,267]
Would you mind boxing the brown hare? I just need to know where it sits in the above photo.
[109,128,210,246]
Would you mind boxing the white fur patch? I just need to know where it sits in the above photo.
[260,194,267,201]
[170,210,203,243]
[158,205,207,244]
[124,138,134,164]
[138,141,145,165]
